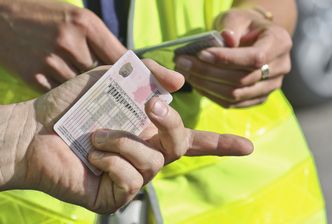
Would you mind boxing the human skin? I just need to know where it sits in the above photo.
[0,0,126,91]
[176,0,296,108]
[0,62,253,214]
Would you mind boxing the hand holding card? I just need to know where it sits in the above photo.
[54,51,172,175]
[17,53,252,213]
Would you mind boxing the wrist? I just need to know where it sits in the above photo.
[0,100,39,190]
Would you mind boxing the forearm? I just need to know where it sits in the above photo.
[0,101,37,190]
[232,0,297,34]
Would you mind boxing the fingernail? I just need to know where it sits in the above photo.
[152,98,168,117]
[89,150,105,160]
[93,129,109,145]
[176,57,192,71]
[198,50,215,63]
[221,29,235,36]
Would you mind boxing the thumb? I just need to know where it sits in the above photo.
[143,59,185,93]
[217,12,251,47]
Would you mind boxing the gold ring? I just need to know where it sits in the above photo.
[260,64,270,80]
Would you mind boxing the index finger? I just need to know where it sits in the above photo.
[185,131,253,156]
[145,97,253,163]
[202,27,292,69]
[143,59,185,93]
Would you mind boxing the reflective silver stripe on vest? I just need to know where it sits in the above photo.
[110,191,147,224]
[99,184,164,224]
[127,0,135,50]
[146,183,164,224]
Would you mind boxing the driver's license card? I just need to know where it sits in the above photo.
[54,50,172,175]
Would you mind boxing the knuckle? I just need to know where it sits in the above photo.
[167,154,180,162]
[55,31,73,52]
[171,150,183,161]
[126,177,143,195]
[105,158,143,194]
[217,135,234,154]
[136,154,163,181]
[285,36,293,51]
[164,148,182,162]
[215,52,230,64]
[284,57,292,74]
[149,154,164,172]
[105,155,121,172]
[69,8,93,29]
[253,51,267,68]
[168,141,190,161]
[279,29,293,50]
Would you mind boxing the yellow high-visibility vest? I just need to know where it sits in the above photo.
[0,0,326,223]
[132,1,326,223]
